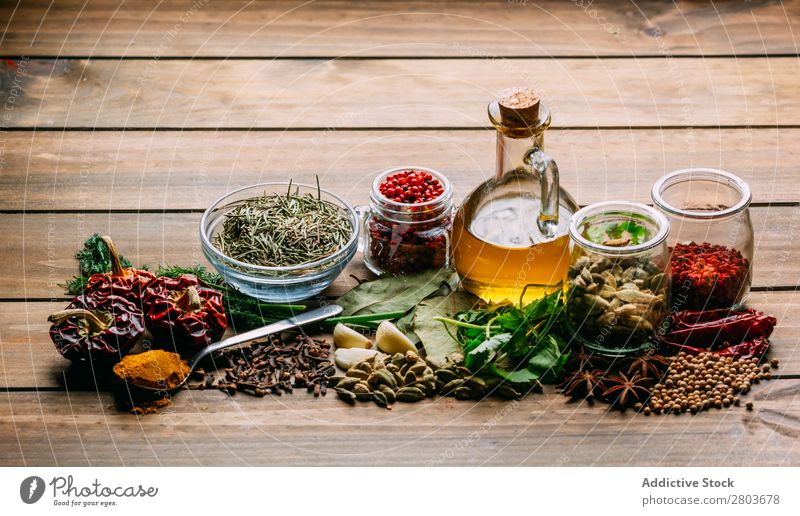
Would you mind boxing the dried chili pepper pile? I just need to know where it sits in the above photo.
[48,295,145,363]
[670,242,750,309]
[142,274,227,352]
[49,236,153,363]
[659,308,776,361]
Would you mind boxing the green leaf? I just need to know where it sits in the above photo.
[586,220,647,246]
[586,225,608,245]
[395,310,420,347]
[414,291,479,367]
[612,220,647,245]
[465,333,512,371]
[526,334,563,374]
[336,268,456,316]
[487,364,540,384]
[495,309,525,332]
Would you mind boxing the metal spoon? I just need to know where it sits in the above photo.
[125,304,343,392]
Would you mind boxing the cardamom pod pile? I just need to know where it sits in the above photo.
[330,351,529,409]
[566,253,668,349]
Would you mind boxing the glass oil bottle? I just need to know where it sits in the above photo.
[452,88,579,303]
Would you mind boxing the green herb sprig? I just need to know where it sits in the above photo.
[62,233,134,295]
[586,220,647,246]
[213,181,352,268]
[434,290,571,386]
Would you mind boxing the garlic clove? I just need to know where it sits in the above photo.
[333,323,373,349]
[334,348,378,371]
[375,321,417,355]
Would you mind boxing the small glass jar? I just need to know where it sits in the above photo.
[566,201,671,357]
[362,166,453,276]
[651,168,753,310]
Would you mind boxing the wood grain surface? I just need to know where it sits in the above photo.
[1,0,798,467]
[2,128,799,210]
[4,58,800,128]
[2,290,796,391]
[2,0,798,57]
[1,207,797,301]
[2,380,798,466]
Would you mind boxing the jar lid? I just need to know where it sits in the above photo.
[568,201,670,255]
[651,168,752,220]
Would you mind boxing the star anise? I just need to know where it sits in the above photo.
[560,369,608,401]
[602,372,651,409]
[566,346,607,373]
[625,353,671,381]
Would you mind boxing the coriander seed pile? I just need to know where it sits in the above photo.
[646,352,778,416]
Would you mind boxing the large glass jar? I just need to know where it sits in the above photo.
[362,166,453,276]
[651,168,753,310]
[566,202,671,357]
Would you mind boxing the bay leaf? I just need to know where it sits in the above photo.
[337,268,456,316]
[413,290,480,367]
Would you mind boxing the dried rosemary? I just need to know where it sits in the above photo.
[213,182,352,267]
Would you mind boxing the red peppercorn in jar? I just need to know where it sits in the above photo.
[362,167,453,276]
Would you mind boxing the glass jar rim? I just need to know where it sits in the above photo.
[651,168,752,220]
[200,182,359,273]
[370,166,453,210]
[569,200,670,255]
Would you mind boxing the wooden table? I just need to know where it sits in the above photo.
[1,0,799,466]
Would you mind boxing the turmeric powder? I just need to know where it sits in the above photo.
[113,350,190,390]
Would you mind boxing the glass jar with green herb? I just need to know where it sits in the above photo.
[565,201,671,357]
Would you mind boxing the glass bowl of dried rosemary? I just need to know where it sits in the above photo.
[200,182,359,302]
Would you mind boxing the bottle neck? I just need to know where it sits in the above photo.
[495,131,545,180]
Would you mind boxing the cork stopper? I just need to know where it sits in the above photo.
[497,87,540,127]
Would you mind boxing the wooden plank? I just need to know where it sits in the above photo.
[1,380,799,466]
[2,128,800,211]
[1,291,797,390]
[0,207,796,301]
[1,1,799,57]
[3,58,799,128]
[0,212,371,301]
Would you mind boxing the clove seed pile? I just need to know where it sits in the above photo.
[191,334,334,397]
[646,352,778,415]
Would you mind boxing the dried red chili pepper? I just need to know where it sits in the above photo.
[84,236,155,306]
[142,274,227,351]
[660,337,769,361]
[670,242,750,309]
[659,308,776,360]
[665,308,776,350]
[48,294,145,362]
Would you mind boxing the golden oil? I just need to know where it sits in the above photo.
[452,190,573,304]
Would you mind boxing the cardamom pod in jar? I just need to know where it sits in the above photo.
[565,201,671,358]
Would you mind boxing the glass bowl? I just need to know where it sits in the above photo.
[200,182,359,302]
